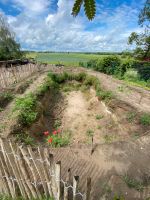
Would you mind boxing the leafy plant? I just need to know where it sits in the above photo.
[47,130,70,147]
[16,133,35,146]
[14,93,37,125]
[86,129,94,137]
[140,113,150,125]
[96,114,104,120]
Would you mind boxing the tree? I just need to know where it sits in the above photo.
[72,0,96,20]
[128,0,150,59]
[0,14,23,61]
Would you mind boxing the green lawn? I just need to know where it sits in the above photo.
[26,52,109,66]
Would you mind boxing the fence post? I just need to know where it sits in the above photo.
[64,168,71,200]
[86,178,91,200]
[55,161,61,200]
[73,176,79,200]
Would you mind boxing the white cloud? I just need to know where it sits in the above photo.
[2,0,144,52]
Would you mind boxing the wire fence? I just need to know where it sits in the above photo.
[0,139,91,200]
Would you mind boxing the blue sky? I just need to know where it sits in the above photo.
[0,0,145,52]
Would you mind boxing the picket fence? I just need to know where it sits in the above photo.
[0,63,45,89]
[0,139,91,200]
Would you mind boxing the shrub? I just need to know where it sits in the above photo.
[124,69,140,82]
[14,93,38,125]
[99,56,121,75]
[86,59,98,69]
[140,113,150,125]
[136,62,150,81]
[0,91,14,107]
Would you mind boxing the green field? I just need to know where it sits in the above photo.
[27,52,110,66]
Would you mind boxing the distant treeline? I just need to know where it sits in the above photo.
[24,50,131,55]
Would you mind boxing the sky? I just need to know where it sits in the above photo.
[0,0,146,52]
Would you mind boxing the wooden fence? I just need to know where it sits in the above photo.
[0,139,91,200]
[0,64,45,89]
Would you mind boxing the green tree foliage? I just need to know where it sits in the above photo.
[72,0,96,20]
[0,14,23,60]
[128,0,150,59]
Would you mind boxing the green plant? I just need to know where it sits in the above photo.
[140,113,150,125]
[54,120,61,128]
[0,107,4,112]
[113,194,125,200]
[126,112,136,123]
[96,114,104,120]
[122,175,144,191]
[103,135,116,144]
[97,125,101,129]
[86,129,94,137]
[15,132,35,145]
[14,93,38,125]
[96,90,113,102]
[47,131,70,147]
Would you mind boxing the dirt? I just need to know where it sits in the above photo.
[1,65,150,199]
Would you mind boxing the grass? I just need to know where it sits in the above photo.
[16,132,35,145]
[126,112,136,123]
[26,52,108,66]
[140,113,150,126]
[96,114,104,120]
[122,175,144,192]
[103,134,116,144]
[86,129,94,137]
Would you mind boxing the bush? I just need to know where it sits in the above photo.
[0,91,14,107]
[136,62,150,81]
[100,56,121,75]
[86,59,98,69]
[124,69,140,82]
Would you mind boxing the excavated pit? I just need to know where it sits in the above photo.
[27,81,147,146]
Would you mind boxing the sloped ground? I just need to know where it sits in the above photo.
[0,64,150,199]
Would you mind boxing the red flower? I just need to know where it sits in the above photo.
[52,130,57,135]
[48,138,53,143]
[44,131,49,136]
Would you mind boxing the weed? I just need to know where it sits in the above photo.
[86,129,94,137]
[102,183,112,194]
[122,175,144,192]
[16,132,35,146]
[126,112,136,123]
[96,90,113,102]
[0,92,14,101]
[103,135,116,144]
[0,124,6,133]
[14,93,37,126]
[97,125,101,129]
[54,120,61,128]
[96,114,104,120]
[0,107,4,112]
[140,113,150,126]
[113,194,125,200]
